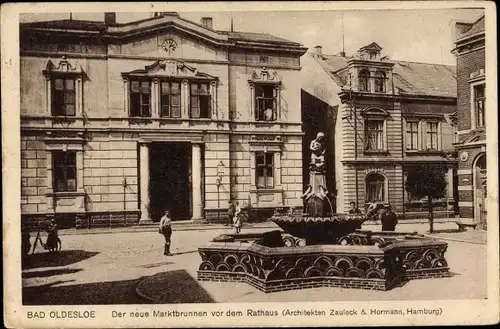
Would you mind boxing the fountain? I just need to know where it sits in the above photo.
[198,133,451,292]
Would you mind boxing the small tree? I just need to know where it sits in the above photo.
[405,165,447,233]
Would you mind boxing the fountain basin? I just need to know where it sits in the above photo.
[271,213,366,245]
[197,230,450,292]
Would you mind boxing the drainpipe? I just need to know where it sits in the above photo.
[352,91,359,209]
[396,87,406,219]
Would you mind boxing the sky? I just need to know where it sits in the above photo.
[20,8,484,65]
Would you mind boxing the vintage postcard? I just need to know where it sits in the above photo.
[2,1,499,327]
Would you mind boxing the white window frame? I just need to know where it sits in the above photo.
[365,172,388,203]
[43,58,84,117]
[470,81,486,130]
[423,120,442,151]
[405,119,420,151]
[248,67,282,122]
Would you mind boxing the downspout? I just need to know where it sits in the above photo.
[352,90,359,208]
[396,86,406,219]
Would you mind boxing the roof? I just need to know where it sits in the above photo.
[457,15,485,41]
[219,31,300,45]
[312,53,456,98]
[20,15,301,46]
[20,19,105,32]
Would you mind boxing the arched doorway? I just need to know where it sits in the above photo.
[473,153,487,227]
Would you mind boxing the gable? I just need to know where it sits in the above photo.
[111,30,226,61]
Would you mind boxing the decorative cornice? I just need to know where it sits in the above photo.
[121,59,218,80]
[248,67,282,84]
[43,56,85,76]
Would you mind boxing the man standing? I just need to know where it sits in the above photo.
[159,210,173,256]
[348,201,362,215]
[233,201,242,234]
[226,200,235,226]
[380,204,398,231]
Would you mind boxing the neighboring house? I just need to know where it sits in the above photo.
[20,12,307,227]
[452,15,487,229]
[302,43,458,218]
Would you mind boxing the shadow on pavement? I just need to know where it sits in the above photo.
[23,250,99,270]
[136,269,215,303]
[22,268,83,279]
[431,228,463,234]
[23,277,147,305]
[138,261,174,269]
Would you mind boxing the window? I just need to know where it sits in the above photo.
[406,121,419,150]
[474,84,485,128]
[130,80,151,117]
[190,82,211,118]
[364,120,384,151]
[426,122,439,150]
[256,152,274,188]
[374,71,386,92]
[52,151,77,192]
[255,84,276,121]
[358,70,370,92]
[366,173,385,203]
[51,77,76,116]
[160,81,181,118]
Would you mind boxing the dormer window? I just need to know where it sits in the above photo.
[369,52,377,60]
[359,70,370,92]
[374,71,386,93]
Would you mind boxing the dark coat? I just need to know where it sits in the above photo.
[381,210,398,231]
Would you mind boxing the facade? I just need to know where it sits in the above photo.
[302,43,458,218]
[452,15,487,229]
[20,12,307,227]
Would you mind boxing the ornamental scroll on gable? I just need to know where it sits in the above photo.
[43,56,85,76]
[122,60,217,80]
[249,67,281,84]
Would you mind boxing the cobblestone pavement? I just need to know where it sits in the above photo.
[22,224,487,304]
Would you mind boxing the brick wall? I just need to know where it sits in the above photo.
[456,48,485,132]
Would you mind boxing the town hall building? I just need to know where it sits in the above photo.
[20,12,307,227]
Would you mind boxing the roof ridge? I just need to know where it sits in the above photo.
[319,53,455,68]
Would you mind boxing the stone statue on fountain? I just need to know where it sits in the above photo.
[301,132,330,216]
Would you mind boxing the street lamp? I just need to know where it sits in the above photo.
[216,161,225,222]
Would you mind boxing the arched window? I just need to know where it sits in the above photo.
[374,71,386,92]
[358,70,370,92]
[366,173,386,203]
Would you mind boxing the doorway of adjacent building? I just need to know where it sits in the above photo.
[149,142,191,221]
[473,153,486,227]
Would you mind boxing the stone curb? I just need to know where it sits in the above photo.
[422,234,487,245]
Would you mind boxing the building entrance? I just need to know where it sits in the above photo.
[474,153,487,228]
[149,142,191,221]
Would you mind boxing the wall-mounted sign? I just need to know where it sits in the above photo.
[460,151,469,162]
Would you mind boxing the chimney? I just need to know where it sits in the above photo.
[104,12,116,26]
[201,17,213,29]
[313,45,323,58]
